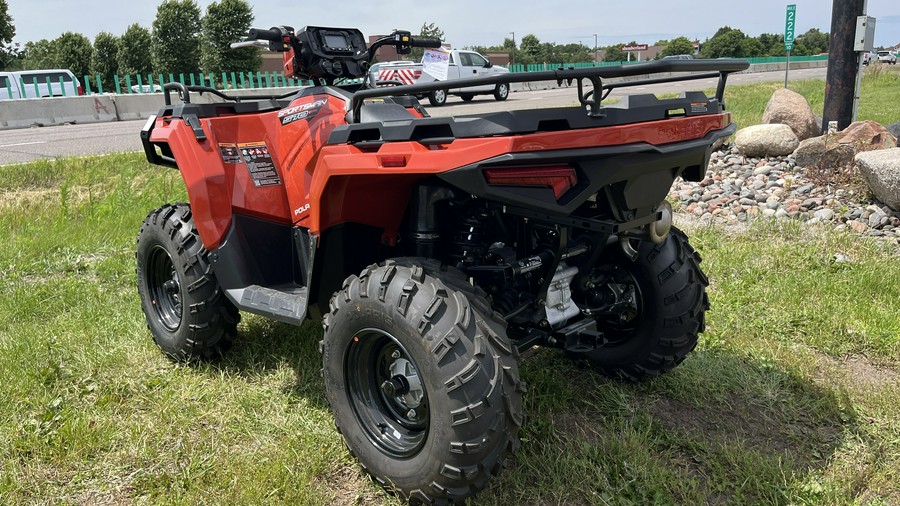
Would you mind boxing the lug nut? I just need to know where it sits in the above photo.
[406,409,417,419]
[381,380,397,397]
[391,350,401,359]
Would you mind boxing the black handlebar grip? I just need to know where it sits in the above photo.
[410,37,442,48]
[248,27,282,42]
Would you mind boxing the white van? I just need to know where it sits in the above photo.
[0,69,83,100]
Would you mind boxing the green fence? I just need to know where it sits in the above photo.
[508,54,828,73]
[4,54,828,99]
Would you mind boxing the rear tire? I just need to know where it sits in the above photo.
[428,89,447,106]
[322,258,524,504]
[136,204,238,360]
[494,83,509,101]
[569,227,708,381]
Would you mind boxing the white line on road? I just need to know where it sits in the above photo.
[0,141,47,148]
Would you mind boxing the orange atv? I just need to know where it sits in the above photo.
[137,24,748,504]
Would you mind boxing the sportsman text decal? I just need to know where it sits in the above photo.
[279,99,328,126]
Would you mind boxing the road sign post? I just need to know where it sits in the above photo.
[784,4,796,88]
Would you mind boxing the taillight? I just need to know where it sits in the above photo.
[380,155,407,168]
[77,84,84,96]
[484,166,577,199]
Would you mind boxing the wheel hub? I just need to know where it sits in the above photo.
[345,328,430,458]
[147,245,183,331]
[387,358,424,408]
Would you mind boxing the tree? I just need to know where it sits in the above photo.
[91,32,119,88]
[757,33,785,56]
[200,0,260,74]
[0,0,15,69]
[409,22,444,62]
[519,34,541,64]
[118,24,152,77]
[794,28,829,56]
[701,27,748,58]
[659,36,695,58]
[554,43,591,64]
[55,32,92,80]
[20,39,55,70]
[152,0,202,75]
[603,44,626,62]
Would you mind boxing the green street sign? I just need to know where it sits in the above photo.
[785,4,797,51]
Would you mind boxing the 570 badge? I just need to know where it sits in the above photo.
[279,98,328,126]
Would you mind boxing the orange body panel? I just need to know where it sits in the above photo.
[150,94,348,249]
[152,92,729,249]
[306,113,730,236]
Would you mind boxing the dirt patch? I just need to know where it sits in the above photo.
[812,353,900,392]
[649,396,839,469]
[320,466,383,506]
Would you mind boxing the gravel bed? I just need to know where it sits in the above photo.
[669,144,900,241]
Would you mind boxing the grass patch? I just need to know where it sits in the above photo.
[719,65,900,130]
[1,81,899,504]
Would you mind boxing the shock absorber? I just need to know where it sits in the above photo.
[450,207,490,268]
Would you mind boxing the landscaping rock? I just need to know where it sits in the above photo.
[669,143,900,243]
[762,88,820,140]
[856,148,900,211]
[887,122,900,147]
[793,135,856,171]
[734,124,799,158]
[838,121,897,152]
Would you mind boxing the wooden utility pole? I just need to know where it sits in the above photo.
[822,0,865,132]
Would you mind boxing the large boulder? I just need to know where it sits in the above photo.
[792,121,897,170]
[886,122,900,147]
[856,148,900,211]
[793,135,855,170]
[839,120,897,151]
[734,124,800,157]
[762,88,821,140]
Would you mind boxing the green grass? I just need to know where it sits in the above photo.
[720,65,900,130]
[1,72,899,504]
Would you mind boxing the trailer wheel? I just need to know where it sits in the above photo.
[570,227,708,381]
[428,89,447,106]
[136,204,238,360]
[494,83,509,101]
[322,259,524,504]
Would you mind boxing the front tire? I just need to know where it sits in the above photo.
[569,227,708,381]
[136,204,238,360]
[493,83,509,101]
[322,259,524,504]
[428,89,447,106]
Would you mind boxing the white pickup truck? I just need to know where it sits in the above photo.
[371,49,510,106]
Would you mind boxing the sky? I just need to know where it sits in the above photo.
[7,0,900,49]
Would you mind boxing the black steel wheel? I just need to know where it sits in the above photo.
[322,259,524,505]
[493,83,509,101]
[570,227,709,380]
[345,328,430,458]
[136,204,238,360]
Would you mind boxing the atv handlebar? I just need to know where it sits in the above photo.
[248,27,283,42]
[410,37,442,48]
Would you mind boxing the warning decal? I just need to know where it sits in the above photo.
[218,143,243,164]
[238,142,282,187]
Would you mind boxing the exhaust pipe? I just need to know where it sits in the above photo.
[619,200,674,260]
[648,200,673,244]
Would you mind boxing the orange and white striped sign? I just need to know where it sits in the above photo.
[377,68,422,86]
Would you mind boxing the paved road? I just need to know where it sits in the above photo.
[0,67,827,166]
